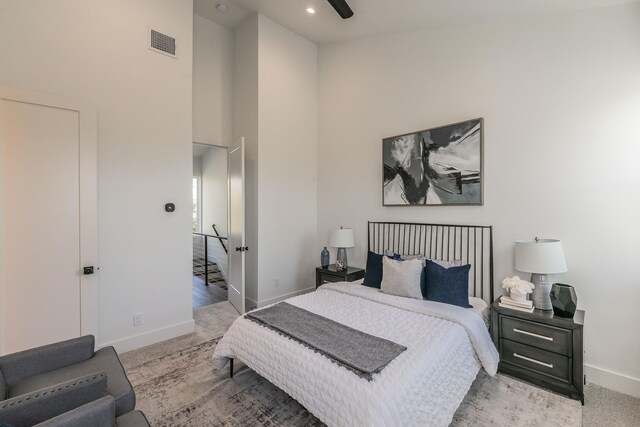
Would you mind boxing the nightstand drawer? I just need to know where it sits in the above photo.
[501,316,572,356]
[316,265,365,288]
[319,274,346,284]
[501,339,571,382]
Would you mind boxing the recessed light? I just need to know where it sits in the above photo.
[216,3,228,14]
[306,7,316,15]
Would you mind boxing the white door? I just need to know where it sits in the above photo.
[227,137,245,314]
[0,86,97,354]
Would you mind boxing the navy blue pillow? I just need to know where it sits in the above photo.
[419,268,427,298]
[362,251,383,288]
[424,260,472,308]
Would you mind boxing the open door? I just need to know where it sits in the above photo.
[227,137,245,314]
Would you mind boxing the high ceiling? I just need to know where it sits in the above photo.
[194,0,637,44]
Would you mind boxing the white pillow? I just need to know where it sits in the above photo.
[380,257,423,300]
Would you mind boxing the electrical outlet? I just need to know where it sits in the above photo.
[274,277,280,287]
[133,312,143,327]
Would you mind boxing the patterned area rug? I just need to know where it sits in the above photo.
[121,302,582,427]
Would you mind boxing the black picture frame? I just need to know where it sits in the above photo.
[382,118,483,206]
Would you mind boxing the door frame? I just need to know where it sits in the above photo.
[0,86,98,352]
[191,142,230,308]
[192,141,229,236]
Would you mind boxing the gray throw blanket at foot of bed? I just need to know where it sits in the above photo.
[245,302,407,380]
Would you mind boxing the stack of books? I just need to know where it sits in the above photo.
[499,296,534,312]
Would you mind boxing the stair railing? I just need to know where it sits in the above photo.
[211,224,228,254]
[192,229,227,286]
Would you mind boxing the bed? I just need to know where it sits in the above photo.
[213,222,499,427]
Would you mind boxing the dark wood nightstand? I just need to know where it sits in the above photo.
[315,264,365,288]
[491,298,585,404]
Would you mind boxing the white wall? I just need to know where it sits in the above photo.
[201,145,228,276]
[0,0,194,351]
[201,146,228,237]
[192,13,234,280]
[193,14,234,146]
[233,14,260,306]
[318,4,640,396]
[257,15,318,304]
[232,14,318,307]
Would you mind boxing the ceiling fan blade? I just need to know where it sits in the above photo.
[327,0,354,19]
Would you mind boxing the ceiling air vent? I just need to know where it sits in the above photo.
[148,29,176,58]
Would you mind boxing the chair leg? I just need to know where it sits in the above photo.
[230,358,234,378]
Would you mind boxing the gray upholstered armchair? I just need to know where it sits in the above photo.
[0,335,136,421]
[0,372,149,426]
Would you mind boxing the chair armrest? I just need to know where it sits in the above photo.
[0,335,95,386]
[0,369,6,400]
[0,371,107,427]
[34,396,115,427]
[115,410,151,427]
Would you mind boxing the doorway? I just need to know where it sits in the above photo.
[192,143,229,309]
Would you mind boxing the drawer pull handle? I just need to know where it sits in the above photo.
[513,352,554,368]
[513,328,554,341]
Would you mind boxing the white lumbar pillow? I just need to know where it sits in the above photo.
[380,256,423,300]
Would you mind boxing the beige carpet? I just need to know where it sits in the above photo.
[583,383,640,427]
[121,301,583,427]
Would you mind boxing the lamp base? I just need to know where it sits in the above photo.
[530,273,552,310]
[336,248,348,271]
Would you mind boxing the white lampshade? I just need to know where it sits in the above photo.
[329,228,354,248]
[515,239,567,274]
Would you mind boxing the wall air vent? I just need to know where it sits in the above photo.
[148,29,177,58]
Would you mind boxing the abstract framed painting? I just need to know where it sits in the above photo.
[382,118,483,206]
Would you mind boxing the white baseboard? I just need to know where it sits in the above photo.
[585,363,640,398]
[98,319,195,354]
[255,287,316,308]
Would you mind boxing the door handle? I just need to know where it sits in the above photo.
[513,352,554,369]
[513,328,554,341]
[235,247,249,252]
[83,266,94,275]
[236,247,241,252]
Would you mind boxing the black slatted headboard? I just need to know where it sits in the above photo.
[367,221,494,303]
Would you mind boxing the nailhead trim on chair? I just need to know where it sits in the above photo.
[0,373,107,408]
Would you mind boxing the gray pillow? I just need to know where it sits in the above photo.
[380,257,423,300]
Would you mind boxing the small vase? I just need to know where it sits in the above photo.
[321,247,330,268]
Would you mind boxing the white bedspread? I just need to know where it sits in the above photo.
[212,282,499,427]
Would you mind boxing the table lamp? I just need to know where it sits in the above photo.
[329,227,354,271]
[515,238,567,310]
